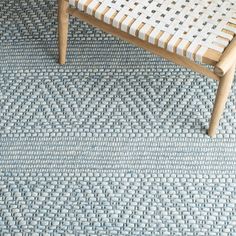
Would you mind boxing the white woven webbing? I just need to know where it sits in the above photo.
[69,0,236,62]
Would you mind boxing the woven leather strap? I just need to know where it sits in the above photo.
[69,0,236,63]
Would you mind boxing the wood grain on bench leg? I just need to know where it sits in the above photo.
[208,65,235,137]
[58,0,69,64]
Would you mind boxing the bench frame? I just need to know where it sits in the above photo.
[58,0,236,137]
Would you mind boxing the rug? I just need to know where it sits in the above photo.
[1,0,236,235]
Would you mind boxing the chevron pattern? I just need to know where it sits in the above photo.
[0,64,215,138]
[1,171,236,235]
[1,57,236,138]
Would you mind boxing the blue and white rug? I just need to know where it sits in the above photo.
[1,0,236,235]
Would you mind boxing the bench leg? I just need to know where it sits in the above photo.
[208,65,235,137]
[58,0,69,64]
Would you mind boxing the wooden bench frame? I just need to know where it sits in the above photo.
[58,0,236,137]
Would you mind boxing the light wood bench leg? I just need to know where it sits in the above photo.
[58,0,69,65]
[208,65,235,137]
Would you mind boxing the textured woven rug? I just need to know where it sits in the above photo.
[1,0,236,235]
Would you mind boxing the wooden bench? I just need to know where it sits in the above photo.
[58,0,236,137]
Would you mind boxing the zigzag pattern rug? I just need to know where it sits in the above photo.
[1,0,236,235]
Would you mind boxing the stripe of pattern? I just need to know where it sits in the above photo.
[68,0,236,62]
[1,171,236,235]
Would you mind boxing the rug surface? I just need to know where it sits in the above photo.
[1,0,236,235]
